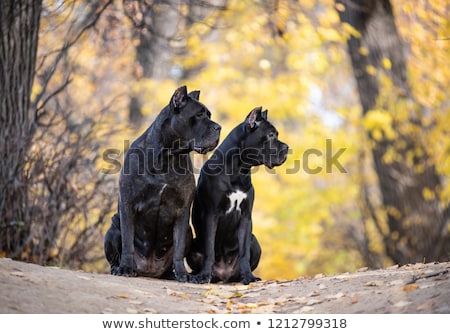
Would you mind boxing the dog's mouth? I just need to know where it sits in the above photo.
[265,148,289,169]
[193,139,220,154]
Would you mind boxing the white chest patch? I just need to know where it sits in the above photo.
[226,190,247,214]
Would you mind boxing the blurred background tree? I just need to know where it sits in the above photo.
[336,0,449,266]
[0,0,448,279]
[1,0,42,262]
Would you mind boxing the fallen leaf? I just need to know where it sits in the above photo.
[333,292,346,299]
[129,300,144,305]
[226,299,232,310]
[388,279,404,286]
[205,288,243,299]
[357,267,369,272]
[248,282,261,288]
[126,308,138,314]
[307,290,320,297]
[77,275,91,281]
[142,308,158,313]
[306,298,323,306]
[314,273,325,279]
[318,284,327,290]
[364,280,384,287]
[114,294,129,299]
[351,294,358,304]
[202,288,214,296]
[198,297,216,304]
[387,264,399,270]
[237,303,258,309]
[134,289,154,296]
[102,308,114,314]
[166,288,190,299]
[402,284,419,292]
[10,271,25,277]
[231,284,252,291]
[336,273,351,280]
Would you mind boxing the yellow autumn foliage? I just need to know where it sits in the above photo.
[30,0,448,278]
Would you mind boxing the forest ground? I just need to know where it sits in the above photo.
[0,258,449,314]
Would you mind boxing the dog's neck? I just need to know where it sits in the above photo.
[139,107,192,174]
[222,124,256,175]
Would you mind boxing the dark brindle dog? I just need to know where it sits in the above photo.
[187,107,288,284]
[104,86,221,282]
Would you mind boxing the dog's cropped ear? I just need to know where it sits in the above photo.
[246,106,263,130]
[171,86,188,111]
[261,109,268,120]
[188,90,200,100]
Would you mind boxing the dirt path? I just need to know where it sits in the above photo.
[0,258,449,314]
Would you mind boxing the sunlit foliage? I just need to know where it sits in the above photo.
[23,0,448,278]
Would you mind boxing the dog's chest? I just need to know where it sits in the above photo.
[225,190,247,214]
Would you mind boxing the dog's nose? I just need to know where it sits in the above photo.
[213,123,221,132]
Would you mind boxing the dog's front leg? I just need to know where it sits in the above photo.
[190,212,217,284]
[173,208,190,282]
[115,197,137,276]
[238,215,261,285]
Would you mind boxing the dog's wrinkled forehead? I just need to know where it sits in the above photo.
[260,119,277,134]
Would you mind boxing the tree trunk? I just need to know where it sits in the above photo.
[124,0,227,124]
[336,0,449,264]
[0,0,42,257]
[124,0,184,124]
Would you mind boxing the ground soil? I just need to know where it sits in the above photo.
[0,258,449,314]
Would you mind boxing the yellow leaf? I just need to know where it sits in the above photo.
[422,187,436,201]
[342,22,361,38]
[382,58,392,70]
[403,284,419,292]
[366,65,377,75]
[364,280,385,287]
[359,47,369,56]
[166,288,190,299]
[114,294,129,299]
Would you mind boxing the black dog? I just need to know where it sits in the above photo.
[104,86,221,282]
[187,107,288,284]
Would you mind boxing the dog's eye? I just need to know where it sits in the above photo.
[196,110,205,118]
[268,132,276,139]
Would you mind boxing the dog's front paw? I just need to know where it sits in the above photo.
[188,272,211,284]
[174,270,188,283]
[173,261,188,282]
[241,273,261,285]
[111,265,137,277]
